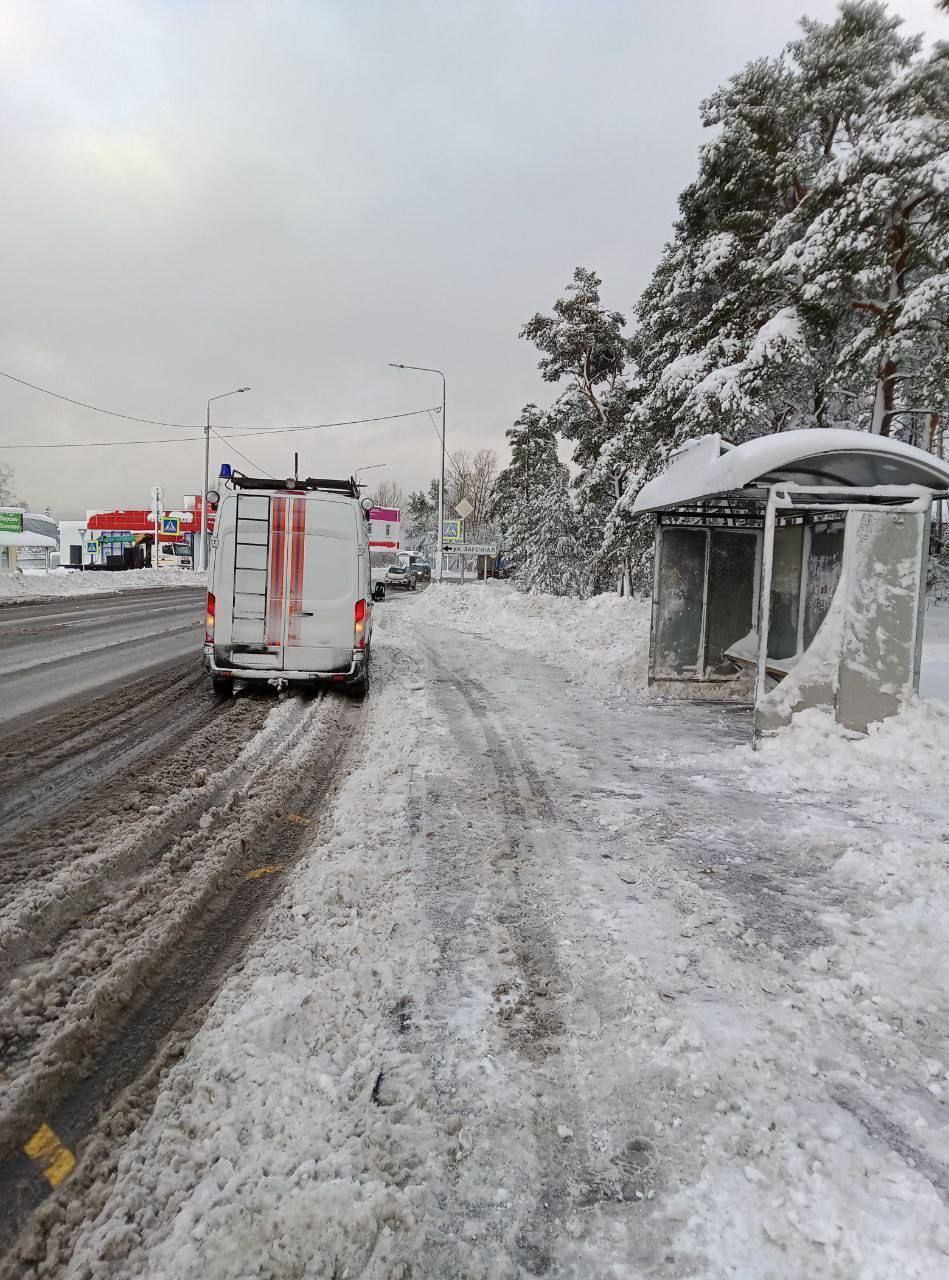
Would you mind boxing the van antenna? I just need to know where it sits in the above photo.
[293,452,299,485]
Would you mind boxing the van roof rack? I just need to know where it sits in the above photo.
[229,472,360,498]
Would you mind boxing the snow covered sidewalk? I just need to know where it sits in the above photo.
[41,592,949,1280]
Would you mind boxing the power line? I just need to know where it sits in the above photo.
[0,406,443,449]
[0,369,199,428]
[210,428,276,481]
[426,408,463,482]
[219,408,441,438]
[0,367,442,439]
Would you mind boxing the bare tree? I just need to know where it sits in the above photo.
[0,463,24,507]
[445,448,498,527]
[371,480,405,511]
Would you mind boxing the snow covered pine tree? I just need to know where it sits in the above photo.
[490,404,587,596]
[520,267,640,592]
[617,0,947,499]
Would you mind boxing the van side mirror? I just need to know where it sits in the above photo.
[360,497,374,512]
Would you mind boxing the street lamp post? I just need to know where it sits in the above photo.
[388,363,446,582]
[201,387,250,571]
[354,463,386,488]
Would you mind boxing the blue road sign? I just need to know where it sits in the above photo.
[161,517,180,535]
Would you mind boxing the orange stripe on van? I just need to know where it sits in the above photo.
[267,496,288,646]
[287,498,306,646]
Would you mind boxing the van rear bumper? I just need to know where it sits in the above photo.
[204,645,362,682]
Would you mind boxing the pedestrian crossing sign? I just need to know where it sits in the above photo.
[161,517,180,535]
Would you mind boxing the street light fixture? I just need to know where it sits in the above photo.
[388,362,446,582]
[354,463,386,487]
[201,386,250,571]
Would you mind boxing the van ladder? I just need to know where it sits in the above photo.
[231,493,271,646]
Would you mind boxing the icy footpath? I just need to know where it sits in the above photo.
[0,567,206,601]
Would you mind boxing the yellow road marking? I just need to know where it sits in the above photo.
[24,1124,76,1187]
[245,863,285,880]
[287,813,311,826]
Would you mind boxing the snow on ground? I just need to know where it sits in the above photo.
[53,591,949,1280]
[0,567,206,601]
[414,580,651,694]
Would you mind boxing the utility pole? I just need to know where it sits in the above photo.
[202,387,250,571]
[151,485,163,571]
[388,363,446,582]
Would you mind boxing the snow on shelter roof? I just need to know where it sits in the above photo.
[0,530,57,547]
[632,429,949,514]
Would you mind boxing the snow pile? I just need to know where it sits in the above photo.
[414,580,651,693]
[0,567,206,601]
[744,700,949,802]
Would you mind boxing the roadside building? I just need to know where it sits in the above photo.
[0,508,57,573]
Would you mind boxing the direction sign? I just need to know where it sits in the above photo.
[0,511,23,533]
[454,498,473,520]
[161,517,180,535]
[455,543,498,556]
[442,519,462,542]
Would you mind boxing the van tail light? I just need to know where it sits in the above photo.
[354,598,367,648]
[206,592,216,642]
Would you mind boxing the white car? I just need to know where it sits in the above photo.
[204,473,373,698]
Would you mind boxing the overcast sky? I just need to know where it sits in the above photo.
[1,0,944,518]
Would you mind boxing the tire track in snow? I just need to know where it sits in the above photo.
[412,647,629,1275]
[0,688,368,1267]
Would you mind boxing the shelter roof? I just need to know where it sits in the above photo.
[632,430,949,514]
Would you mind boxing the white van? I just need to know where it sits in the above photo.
[203,473,373,698]
[154,542,193,570]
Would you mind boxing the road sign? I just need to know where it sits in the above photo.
[455,543,498,556]
[161,517,180,535]
[442,519,462,542]
[454,498,473,520]
[150,486,163,502]
[0,511,23,533]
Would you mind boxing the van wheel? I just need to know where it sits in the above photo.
[211,675,233,697]
[347,657,370,701]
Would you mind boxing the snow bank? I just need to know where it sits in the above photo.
[414,581,651,693]
[0,567,206,601]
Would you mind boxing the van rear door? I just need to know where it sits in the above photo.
[224,492,284,670]
[283,495,359,672]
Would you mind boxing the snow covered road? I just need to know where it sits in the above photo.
[8,587,945,1279]
[0,589,206,726]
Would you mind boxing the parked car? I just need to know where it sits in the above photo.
[204,473,373,699]
[386,562,418,591]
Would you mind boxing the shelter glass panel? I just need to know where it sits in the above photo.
[803,522,844,647]
[654,527,705,677]
[705,530,758,676]
[769,524,804,660]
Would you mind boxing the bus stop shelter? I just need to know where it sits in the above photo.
[632,429,949,741]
